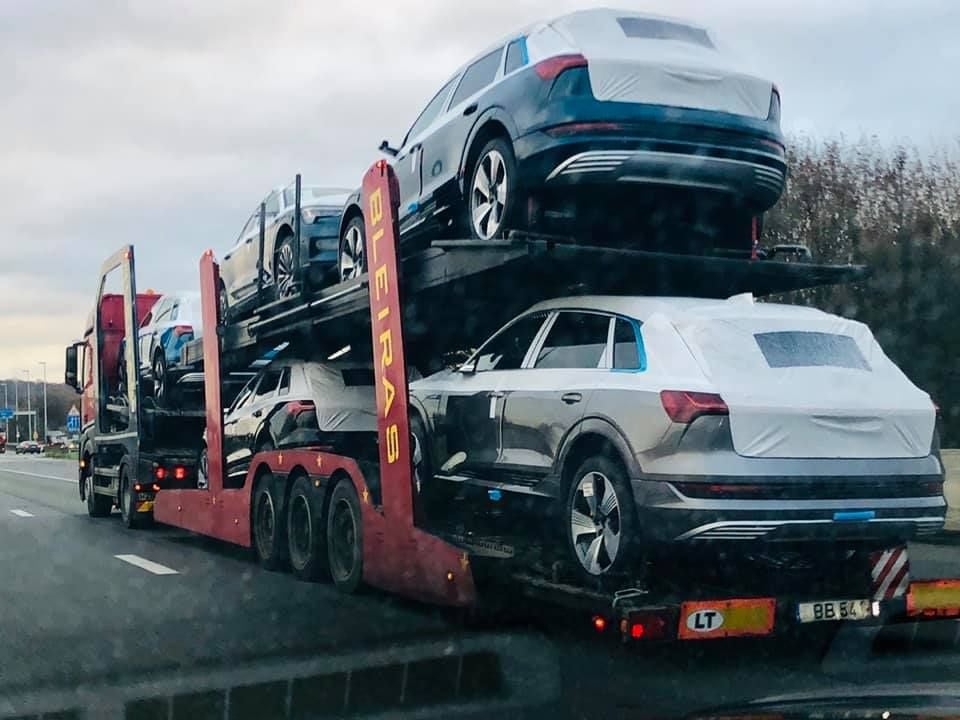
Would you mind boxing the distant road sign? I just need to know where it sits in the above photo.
[67,415,81,433]
[0,408,13,420]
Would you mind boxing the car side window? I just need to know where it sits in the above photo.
[405,77,458,144]
[169,302,179,322]
[504,38,527,74]
[254,370,282,401]
[240,211,259,240]
[282,187,295,209]
[139,310,153,328]
[535,312,612,369]
[264,192,281,218]
[613,318,643,370]
[472,313,547,372]
[277,368,291,396]
[230,376,259,413]
[449,47,503,107]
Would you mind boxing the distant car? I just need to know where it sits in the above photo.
[338,8,785,281]
[197,357,376,490]
[118,291,201,405]
[15,441,41,455]
[219,184,351,320]
[408,294,943,581]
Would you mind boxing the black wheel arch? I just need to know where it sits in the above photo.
[337,194,365,246]
[458,109,520,195]
[555,418,641,493]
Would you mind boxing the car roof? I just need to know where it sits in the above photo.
[523,294,833,323]
[463,7,712,68]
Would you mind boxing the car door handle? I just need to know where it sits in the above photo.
[488,391,505,398]
[561,392,582,405]
[463,103,478,116]
[253,409,263,418]
[244,237,254,244]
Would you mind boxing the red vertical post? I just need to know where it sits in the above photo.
[362,161,414,526]
[199,251,224,493]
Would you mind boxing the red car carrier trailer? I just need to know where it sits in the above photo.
[65,161,960,642]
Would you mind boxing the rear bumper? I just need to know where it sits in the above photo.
[514,128,786,211]
[634,478,946,544]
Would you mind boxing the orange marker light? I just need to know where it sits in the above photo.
[446,571,455,582]
[173,466,186,481]
[592,615,607,633]
[151,483,161,492]
[134,483,142,492]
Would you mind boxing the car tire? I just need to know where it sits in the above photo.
[152,351,168,406]
[218,281,231,325]
[411,414,452,516]
[467,137,517,241]
[253,472,288,571]
[338,216,366,283]
[287,473,328,582]
[564,453,638,582]
[85,465,113,518]
[327,477,364,594]
[274,233,299,300]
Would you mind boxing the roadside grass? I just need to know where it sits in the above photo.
[42,448,79,461]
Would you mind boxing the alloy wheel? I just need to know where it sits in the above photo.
[153,354,165,401]
[275,241,297,297]
[339,225,364,282]
[471,149,508,239]
[569,471,622,576]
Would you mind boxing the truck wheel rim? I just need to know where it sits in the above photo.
[276,242,296,297]
[570,471,621,575]
[471,149,508,239]
[339,225,364,282]
[256,492,276,559]
[290,494,312,568]
[331,498,357,580]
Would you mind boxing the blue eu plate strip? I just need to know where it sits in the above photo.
[833,510,875,522]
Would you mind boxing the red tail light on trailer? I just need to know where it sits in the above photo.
[660,390,728,424]
[534,53,587,80]
[592,615,607,633]
[174,466,186,481]
[155,467,166,481]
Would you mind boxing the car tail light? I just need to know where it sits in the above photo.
[534,53,587,80]
[285,399,316,416]
[544,122,623,137]
[660,390,728,424]
[172,325,193,337]
[174,466,186,480]
[592,615,607,633]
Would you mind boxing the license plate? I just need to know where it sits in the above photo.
[797,599,873,623]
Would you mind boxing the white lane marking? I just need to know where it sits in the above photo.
[0,468,75,484]
[114,554,179,576]
[10,509,34,517]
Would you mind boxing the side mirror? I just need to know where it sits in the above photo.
[458,362,476,375]
[64,343,82,393]
[378,140,399,157]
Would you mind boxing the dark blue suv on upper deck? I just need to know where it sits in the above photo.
[336,8,785,282]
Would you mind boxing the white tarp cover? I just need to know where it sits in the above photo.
[533,8,773,119]
[302,362,377,433]
[671,299,935,459]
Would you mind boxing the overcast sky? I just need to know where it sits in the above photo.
[1,0,958,384]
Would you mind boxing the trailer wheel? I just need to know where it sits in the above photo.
[120,465,151,529]
[287,474,328,582]
[84,466,112,518]
[327,478,364,593]
[564,454,638,581]
[253,473,288,570]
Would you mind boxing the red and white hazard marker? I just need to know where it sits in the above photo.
[870,547,910,600]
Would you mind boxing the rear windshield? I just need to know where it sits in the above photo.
[754,331,870,371]
[616,17,714,48]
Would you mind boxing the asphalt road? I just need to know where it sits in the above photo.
[1,455,960,719]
